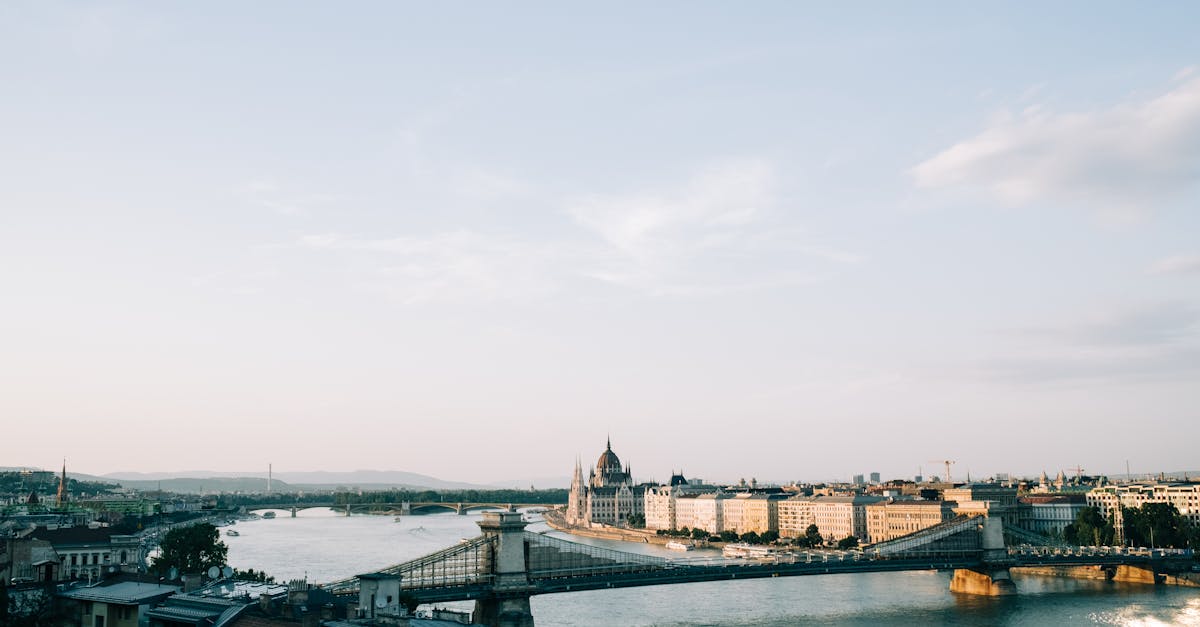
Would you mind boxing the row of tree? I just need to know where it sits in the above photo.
[1064,503,1200,549]
[652,524,860,549]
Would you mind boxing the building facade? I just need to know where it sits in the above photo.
[566,440,645,527]
[810,496,884,542]
[865,500,957,543]
[1018,495,1087,537]
[778,497,816,539]
[1087,482,1200,527]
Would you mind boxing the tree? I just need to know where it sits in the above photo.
[719,530,739,543]
[690,527,708,540]
[626,513,645,528]
[760,530,780,544]
[152,523,228,575]
[1124,503,1192,549]
[3,582,69,627]
[805,524,823,547]
[740,531,761,545]
[837,535,859,549]
[1064,506,1113,546]
[232,568,275,583]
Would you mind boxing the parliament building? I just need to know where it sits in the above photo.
[566,439,646,526]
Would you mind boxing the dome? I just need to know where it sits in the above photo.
[596,440,622,476]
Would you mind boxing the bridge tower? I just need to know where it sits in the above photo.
[950,517,1016,596]
[473,509,535,627]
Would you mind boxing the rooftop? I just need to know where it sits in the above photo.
[59,581,180,605]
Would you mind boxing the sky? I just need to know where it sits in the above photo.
[2,2,1199,485]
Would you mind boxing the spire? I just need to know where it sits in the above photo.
[56,458,68,507]
[606,434,611,451]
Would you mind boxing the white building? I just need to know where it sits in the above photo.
[778,497,816,539]
[643,473,715,531]
[691,493,729,534]
[1018,495,1088,537]
[1087,482,1200,527]
[810,496,885,542]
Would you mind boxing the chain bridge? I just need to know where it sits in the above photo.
[321,510,1195,627]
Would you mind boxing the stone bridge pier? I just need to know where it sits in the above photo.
[472,510,535,627]
[950,517,1016,596]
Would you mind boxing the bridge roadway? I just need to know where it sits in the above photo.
[368,550,1187,604]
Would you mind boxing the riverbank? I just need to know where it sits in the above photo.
[542,509,702,547]
[1015,565,1200,587]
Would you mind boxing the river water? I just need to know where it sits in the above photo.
[223,508,1200,626]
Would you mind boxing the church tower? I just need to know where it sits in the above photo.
[566,456,588,525]
[55,459,68,507]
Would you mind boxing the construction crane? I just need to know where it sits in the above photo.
[928,460,956,483]
[1071,465,1085,482]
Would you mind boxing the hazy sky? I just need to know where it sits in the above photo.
[3,2,1198,485]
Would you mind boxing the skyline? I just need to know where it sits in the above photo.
[2,3,1198,482]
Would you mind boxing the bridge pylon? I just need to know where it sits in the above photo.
[951,517,1016,596]
[473,509,535,627]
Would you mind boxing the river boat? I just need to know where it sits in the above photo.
[225,529,240,537]
[723,543,787,559]
[262,511,276,519]
[666,541,695,551]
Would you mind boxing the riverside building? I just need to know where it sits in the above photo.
[566,439,646,527]
[1087,481,1200,527]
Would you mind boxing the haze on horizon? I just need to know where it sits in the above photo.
[2,3,1198,486]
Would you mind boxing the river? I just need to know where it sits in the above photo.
[222,508,1200,626]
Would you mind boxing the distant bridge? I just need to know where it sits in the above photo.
[246,502,555,517]
[320,511,1196,627]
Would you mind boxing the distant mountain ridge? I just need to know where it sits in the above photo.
[103,469,493,491]
[2,467,571,492]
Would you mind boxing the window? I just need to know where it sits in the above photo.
[94,615,105,627]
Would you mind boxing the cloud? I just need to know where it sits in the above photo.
[1149,253,1200,276]
[292,160,863,302]
[236,179,340,216]
[568,159,861,292]
[569,158,774,257]
[978,302,1200,384]
[1066,302,1200,347]
[297,231,569,304]
[912,75,1200,218]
